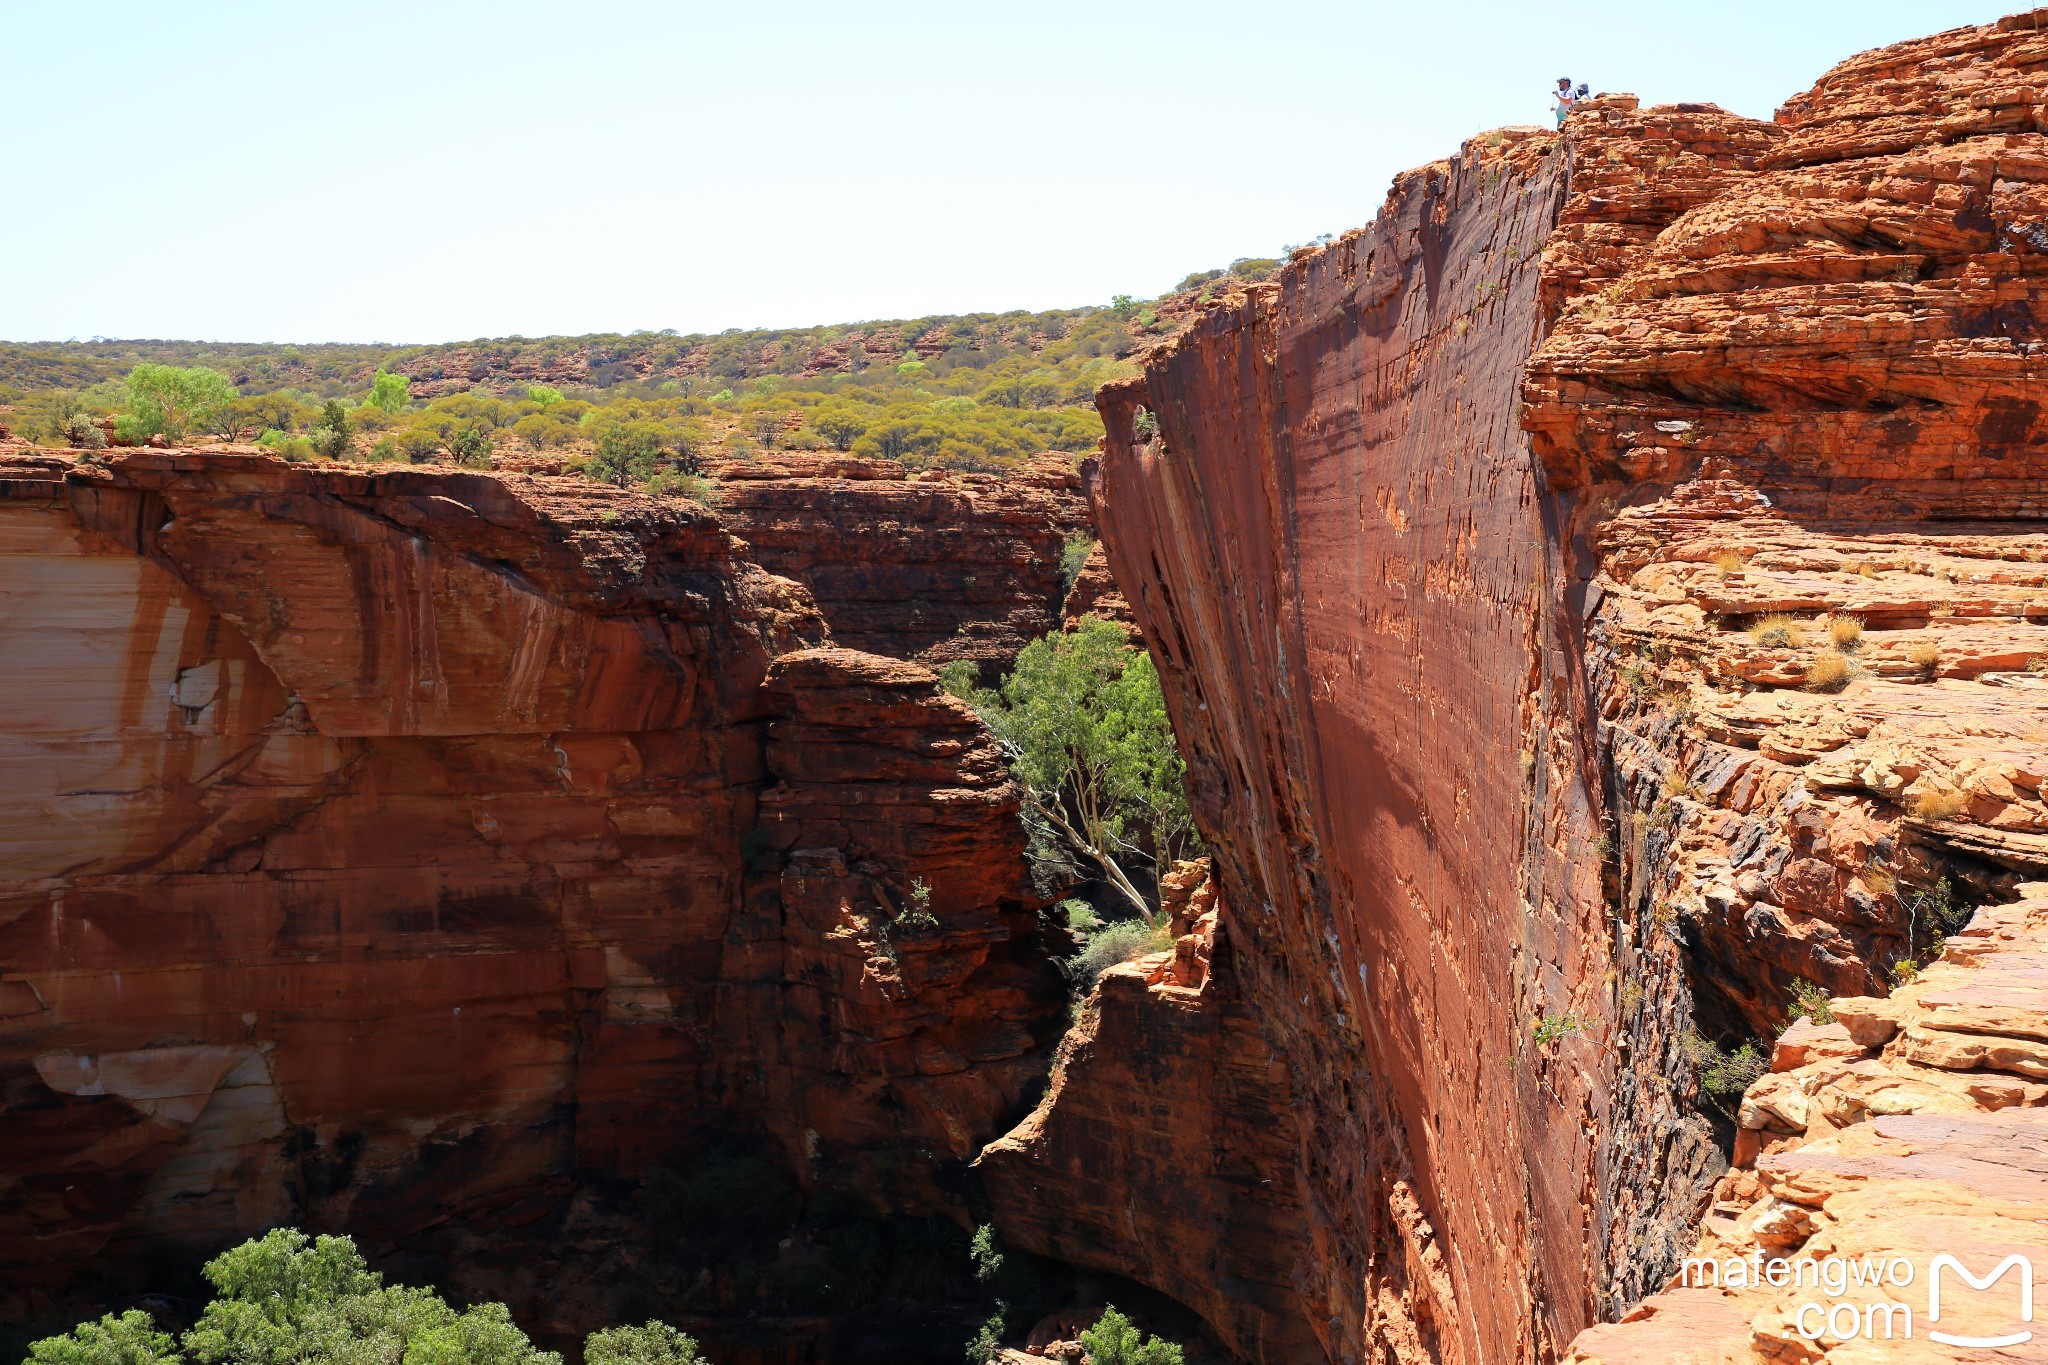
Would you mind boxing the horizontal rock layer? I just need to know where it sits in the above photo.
[1567,887,2048,1365]
[710,453,1090,680]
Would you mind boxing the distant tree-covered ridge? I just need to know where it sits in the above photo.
[0,260,1282,487]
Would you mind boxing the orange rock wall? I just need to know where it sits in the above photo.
[711,454,1090,679]
[0,453,1067,1307]
[980,869,1318,1364]
[1082,132,1722,1364]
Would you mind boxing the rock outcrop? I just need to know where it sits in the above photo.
[710,453,1091,680]
[989,10,2048,1364]
[979,864,1319,1364]
[0,451,1068,1316]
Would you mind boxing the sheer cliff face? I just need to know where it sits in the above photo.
[0,452,1067,1307]
[1076,11,2048,1364]
[1091,133,1655,1365]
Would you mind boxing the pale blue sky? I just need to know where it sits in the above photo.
[0,1,2014,343]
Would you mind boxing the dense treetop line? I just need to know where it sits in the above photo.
[0,262,1279,488]
[24,1230,699,1365]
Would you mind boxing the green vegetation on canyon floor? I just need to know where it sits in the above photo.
[26,1230,699,1365]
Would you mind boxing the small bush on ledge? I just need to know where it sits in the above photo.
[1079,1306,1185,1365]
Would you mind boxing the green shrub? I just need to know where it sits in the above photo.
[258,429,316,462]
[972,617,1197,916]
[514,413,571,449]
[1787,977,1834,1025]
[811,405,870,450]
[964,1309,1005,1364]
[368,369,412,414]
[583,1322,701,1365]
[396,426,445,462]
[588,425,665,486]
[27,1311,178,1365]
[1060,534,1097,593]
[894,877,938,934]
[30,1230,565,1365]
[644,470,721,506]
[124,363,237,442]
[1683,1032,1767,1104]
[1062,899,1101,934]
[937,659,979,701]
[62,412,106,449]
[310,401,352,459]
[1065,915,1171,992]
[969,1225,1003,1284]
[1080,1306,1184,1365]
[449,425,494,468]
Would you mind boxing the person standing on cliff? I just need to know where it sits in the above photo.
[1554,77,1578,126]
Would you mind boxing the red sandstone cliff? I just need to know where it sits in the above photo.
[0,451,1068,1321]
[1068,127,1686,1364]
[710,453,1091,679]
[979,863,1318,1364]
[986,10,2048,1363]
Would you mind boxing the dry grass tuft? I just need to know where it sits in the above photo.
[1805,648,1851,691]
[1908,787,1971,822]
[1823,614,1864,648]
[1907,638,1941,670]
[1862,866,1897,896]
[1749,614,1805,649]
[1712,550,1751,574]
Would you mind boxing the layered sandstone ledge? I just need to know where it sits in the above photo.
[709,452,1090,679]
[0,451,1068,1318]
[1004,9,2048,1364]
[1568,888,2048,1365]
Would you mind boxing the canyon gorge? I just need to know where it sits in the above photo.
[8,9,2048,1365]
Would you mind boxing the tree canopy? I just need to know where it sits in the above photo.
[26,1230,708,1365]
[0,261,1286,482]
[124,364,237,441]
[368,370,412,414]
[960,616,1196,915]
[1079,1307,1185,1365]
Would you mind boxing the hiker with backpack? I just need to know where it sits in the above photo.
[1554,78,1578,126]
